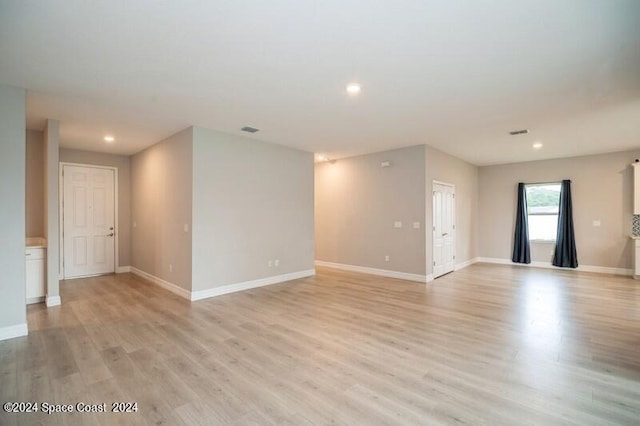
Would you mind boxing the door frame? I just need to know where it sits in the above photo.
[431,180,456,279]
[59,162,119,279]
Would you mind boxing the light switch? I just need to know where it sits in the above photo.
[381,161,390,168]
[184,224,189,232]
[133,222,137,228]
[394,221,402,228]
[592,220,601,227]
[413,222,421,229]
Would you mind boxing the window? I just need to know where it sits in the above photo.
[525,183,561,241]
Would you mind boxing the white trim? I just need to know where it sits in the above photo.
[46,295,61,307]
[58,164,63,280]
[425,259,478,283]
[476,257,632,276]
[191,269,316,301]
[315,261,426,283]
[26,297,45,305]
[0,323,28,341]
[116,266,131,273]
[432,180,456,279]
[454,257,479,271]
[432,180,455,187]
[59,163,120,280]
[130,267,192,300]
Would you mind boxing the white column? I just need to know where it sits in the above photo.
[43,119,61,306]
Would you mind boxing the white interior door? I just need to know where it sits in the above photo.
[433,182,456,279]
[63,165,115,278]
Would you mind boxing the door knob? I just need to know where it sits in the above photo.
[106,233,114,237]
[442,232,448,236]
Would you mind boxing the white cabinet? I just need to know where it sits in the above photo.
[634,163,640,214]
[26,247,46,303]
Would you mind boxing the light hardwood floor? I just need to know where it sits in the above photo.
[1,264,640,425]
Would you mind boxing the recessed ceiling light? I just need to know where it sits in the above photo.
[104,135,115,142]
[533,142,543,149]
[346,83,361,95]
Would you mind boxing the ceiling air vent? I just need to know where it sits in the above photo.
[241,126,260,133]
[509,129,529,135]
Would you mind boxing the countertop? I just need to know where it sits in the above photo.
[26,237,47,248]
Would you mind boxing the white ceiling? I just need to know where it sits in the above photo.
[1,0,639,165]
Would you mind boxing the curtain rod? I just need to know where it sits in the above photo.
[523,180,569,185]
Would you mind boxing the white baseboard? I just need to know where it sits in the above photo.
[130,267,192,300]
[27,297,45,305]
[454,258,479,271]
[476,257,632,276]
[191,269,316,302]
[116,266,131,273]
[426,274,434,283]
[315,260,427,283]
[46,295,61,307]
[0,323,28,341]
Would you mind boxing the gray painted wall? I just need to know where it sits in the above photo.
[26,129,44,238]
[425,146,479,275]
[60,148,132,267]
[315,145,427,275]
[131,128,193,290]
[43,120,60,302]
[192,127,314,291]
[478,149,639,269]
[0,84,26,330]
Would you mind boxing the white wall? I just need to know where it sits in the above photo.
[425,146,479,275]
[191,127,314,292]
[315,146,427,275]
[0,84,27,338]
[26,129,44,237]
[479,150,639,269]
[43,119,60,305]
[131,128,193,290]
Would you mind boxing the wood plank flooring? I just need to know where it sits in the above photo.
[1,264,640,425]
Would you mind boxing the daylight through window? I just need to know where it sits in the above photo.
[525,183,561,241]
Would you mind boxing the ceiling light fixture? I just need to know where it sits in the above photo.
[104,135,115,142]
[532,142,543,149]
[346,83,361,95]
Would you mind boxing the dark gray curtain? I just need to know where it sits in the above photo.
[512,182,531,264]
[553,180,578,268]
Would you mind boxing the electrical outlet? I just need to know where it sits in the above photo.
[274,259,279,267]
[413,222,420,229]
[385,255,390,262]
[184,224,189,232]
[592,220,601,227]
[133,222,137,228]
[169,264,173,272]
[394,221,402,228]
